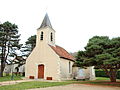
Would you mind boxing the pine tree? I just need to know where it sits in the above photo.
[0,21,22,77]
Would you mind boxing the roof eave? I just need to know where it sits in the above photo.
[60,57,75,62]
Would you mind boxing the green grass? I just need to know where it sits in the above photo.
[0,81,73,90]
[74,77,120,87]
[0,76,22,82]
[66,77,120,87]
[96,77,120,80]
[0,77,120,90]
[66,77,111,81]
[96,77,110,80]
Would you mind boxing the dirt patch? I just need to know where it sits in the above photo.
[29,84,120,90]
[103,82,120,85]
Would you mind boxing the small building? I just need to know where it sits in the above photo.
[25,13,75,80]
[3,56,25,76]
[72,66,95,80]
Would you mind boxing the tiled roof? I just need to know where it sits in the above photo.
[49,45,75,61]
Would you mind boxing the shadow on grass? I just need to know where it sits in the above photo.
[66,77,120,87]
[73,80,120,87]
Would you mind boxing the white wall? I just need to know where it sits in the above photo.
[25,44,61,80]
[60,58,74,80]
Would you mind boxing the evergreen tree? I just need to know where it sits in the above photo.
[22,35,36,57]
[76,36,120,82]
[0,21,21,77]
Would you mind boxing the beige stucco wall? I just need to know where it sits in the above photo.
[25,44,61,80]
[84,67,90,78]
[60,58,74,80]
[25,27,61,80]
[72,67,79,79]
[87,66,96,80]
[36,27,55,47]
[25,26,76,81]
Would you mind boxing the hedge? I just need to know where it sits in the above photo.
[95,71,120,79]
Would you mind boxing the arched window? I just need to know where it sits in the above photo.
[51,33,53,41]
[69,62,71,73]
[40,32,43,40]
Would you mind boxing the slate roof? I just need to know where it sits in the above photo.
[39,13,52,29]
[49,45,75,61]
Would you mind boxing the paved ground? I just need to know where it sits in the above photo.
[29,84,120,90]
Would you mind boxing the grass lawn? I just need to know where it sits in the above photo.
[0,81,73,90]
[0,76,22,82]
[96,77,120,81]
[75,77,120,87]
[0,77,120,90]
[96,77,110,80]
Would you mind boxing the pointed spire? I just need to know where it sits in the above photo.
[39,13,52,29]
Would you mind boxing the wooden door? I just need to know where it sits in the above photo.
[38,65,44,78]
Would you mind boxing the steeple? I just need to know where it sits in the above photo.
[39,13,52,29]
[36,13,55,47]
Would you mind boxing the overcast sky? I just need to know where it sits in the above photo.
[0,0,120,52]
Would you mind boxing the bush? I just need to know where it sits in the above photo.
[95,70,120,79]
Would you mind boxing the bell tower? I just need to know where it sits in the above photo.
[36,13,55,46]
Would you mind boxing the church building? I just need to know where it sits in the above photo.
[25,13,75,80]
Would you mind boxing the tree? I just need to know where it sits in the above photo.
[13,54,26,76]
[21,35,36,56]
[75,51,87,68]
[0,21,21,77]
[76,36,120,82]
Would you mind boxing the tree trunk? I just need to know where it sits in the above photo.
[0,46,5,77]
[102,66,117,82]
[110,75,116,82]
[104,69,117,82]
[109,69,117,82]
[0,60,5,77]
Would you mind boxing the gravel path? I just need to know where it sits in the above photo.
[29,84,120,90]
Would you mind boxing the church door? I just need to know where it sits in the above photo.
[38,65,44,78]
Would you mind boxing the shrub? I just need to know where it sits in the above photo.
[95,70,120,79]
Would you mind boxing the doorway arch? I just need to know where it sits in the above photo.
[38,64,44,78]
